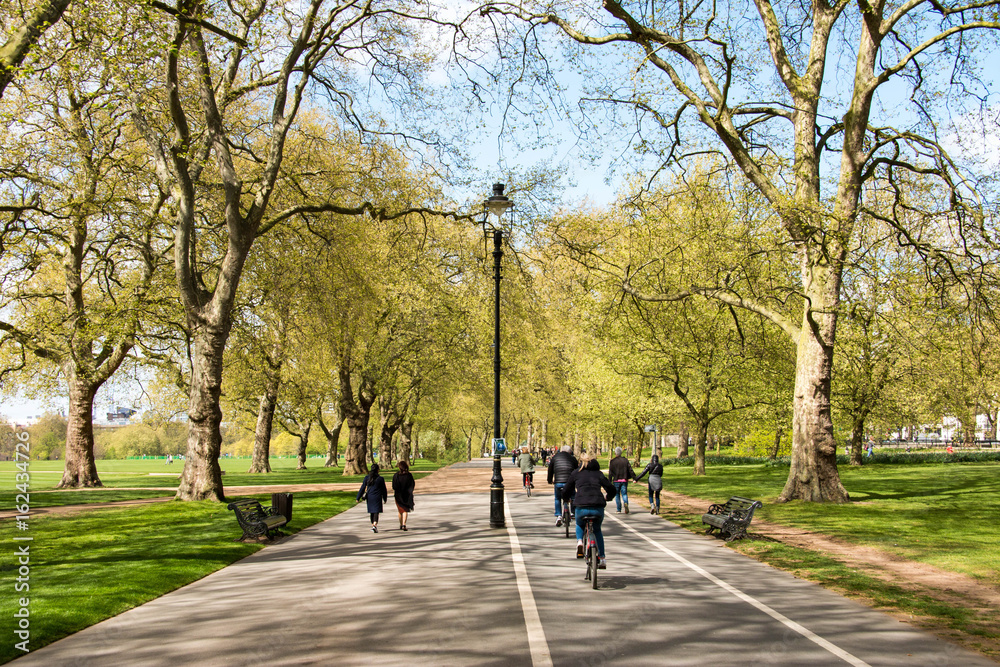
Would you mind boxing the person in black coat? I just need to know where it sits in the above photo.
[357,464,388,532]
[547,445,579,524]
[392,460,416,531]
[562,456,616,568]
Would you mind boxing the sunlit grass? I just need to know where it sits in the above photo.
[646,461,1000,586]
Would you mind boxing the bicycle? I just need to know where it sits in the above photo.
[523,471,533,497]
[581,516,599,589]
[560,499,572,538]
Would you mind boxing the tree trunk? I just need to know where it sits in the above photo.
[176,329,228,501]
[58,377,101,488]
[343,413,370,475]
[849,415,866,466]
[378,404,393,467]
[693,422,708,476]
[399,421,413,463]
[587,431,597,457]
[779,271,850,502]
[248,376,279,473]
[324,420,342,467]
[541,419,547,451]
[378,421,400,468]
[338,355,375,476]
[296,421,311,469]
[480,429,490,458]
[678,423,690,457]
[317,405,343,468]
[632,424,644,466]
[0,0,72,98]
[770,427,783,460]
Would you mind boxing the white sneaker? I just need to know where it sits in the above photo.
[598,557,607,570]
[576,540,585,558]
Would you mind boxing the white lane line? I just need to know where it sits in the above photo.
[504,493,554,667]
[608,514,871,667]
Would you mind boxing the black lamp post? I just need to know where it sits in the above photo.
[484,183,513,529]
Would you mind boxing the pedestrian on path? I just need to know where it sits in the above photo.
[635,455,664,514]
[392,461,415,531]
[357,464,388,533]
[608,447,636,514]
[562,455,616,569]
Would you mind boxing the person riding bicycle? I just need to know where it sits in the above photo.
[562,455,616,569]
[608,447,637,514]
[547,445,578,525]
[635,454,664,514]
[517,448,536,488]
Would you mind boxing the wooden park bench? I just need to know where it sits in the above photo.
[227,498,288,541]
[701,496,762,541]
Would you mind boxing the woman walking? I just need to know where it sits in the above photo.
[356,464,388,532]
[635,455,664,514]
[392,461,416,530]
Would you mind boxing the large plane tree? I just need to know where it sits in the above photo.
[132,0,464,501]
[475,0,1000,501]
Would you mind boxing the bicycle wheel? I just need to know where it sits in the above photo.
[564,508,571,538]
[583,524,592,581]
[525,478,531,497]
[589,544,599,589]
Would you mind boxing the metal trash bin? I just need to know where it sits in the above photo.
[271,492,293,522]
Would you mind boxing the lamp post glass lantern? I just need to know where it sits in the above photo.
[644,424,659,458]
[484,183,513,529]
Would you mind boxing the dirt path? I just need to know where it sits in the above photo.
[0,468,482,520]
[649,488,1000,612]
[414,463,492,494]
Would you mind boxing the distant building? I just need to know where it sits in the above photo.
[106,407,138,423]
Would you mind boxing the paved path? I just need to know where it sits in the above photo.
[12,460,994,666]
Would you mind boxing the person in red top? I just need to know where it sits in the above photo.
[608,447,636,514]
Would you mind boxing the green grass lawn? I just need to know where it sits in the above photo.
[0,490,356,664]
[651,461,1000,586]
[0,489,174,509]
[0,457,442,506]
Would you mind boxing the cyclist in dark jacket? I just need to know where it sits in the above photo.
[608,448,636,514]
[562,457,616,568]
[547,446,578,524]
[635,455,664,514]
